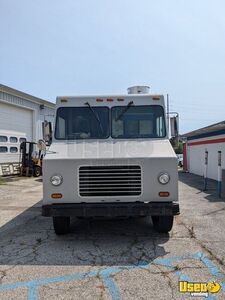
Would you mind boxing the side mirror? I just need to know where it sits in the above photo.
[170,116,178,137]
[42,121,52,146]
[170,116,179,149]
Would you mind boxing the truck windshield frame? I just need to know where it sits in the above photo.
[55,106,110,140]
[54,105,166,140]
[111,105,166,139]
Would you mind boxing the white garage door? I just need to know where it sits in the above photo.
[0,102,33,141]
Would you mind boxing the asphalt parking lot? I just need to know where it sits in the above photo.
[0,172,225,300]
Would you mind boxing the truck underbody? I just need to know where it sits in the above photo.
[42,201,180,235]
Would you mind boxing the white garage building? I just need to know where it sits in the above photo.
[183,121,225,180]
[0,84,55,175]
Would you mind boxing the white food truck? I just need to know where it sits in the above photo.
[42,86,179,235]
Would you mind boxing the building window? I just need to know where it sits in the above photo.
[19,138,26,143]
[0,146,8,153]
[10,147,18,153]
[10,137,18,143]
[0,136,8,143]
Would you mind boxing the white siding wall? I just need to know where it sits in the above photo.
[0,90,55,168]
[187,134,225,180]
[0,102,33,141]
[189,145,205,177]
[0,91,55,142]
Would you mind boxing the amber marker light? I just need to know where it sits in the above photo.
[51,193,63,199]
[159,192,170,197]
[152,96,161,100]
[96,98,103,102]
[61,99,68,103]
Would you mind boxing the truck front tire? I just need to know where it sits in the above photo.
[53,216,70,235]
[152,215,174,233]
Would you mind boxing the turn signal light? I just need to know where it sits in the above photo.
[51,193,63,199]
[96,98,103,102]
[159,192,170,197]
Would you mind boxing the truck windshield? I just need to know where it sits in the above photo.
[112,105,166,138]
[55,107,109,139]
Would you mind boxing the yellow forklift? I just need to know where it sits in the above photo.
[19,140,46,177]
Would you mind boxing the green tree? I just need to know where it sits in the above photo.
[175,142,183,154]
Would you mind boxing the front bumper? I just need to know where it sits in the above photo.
[42,202,180,217]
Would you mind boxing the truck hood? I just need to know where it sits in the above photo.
[45,139,176,160]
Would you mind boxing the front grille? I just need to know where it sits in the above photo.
[79,165,142,197]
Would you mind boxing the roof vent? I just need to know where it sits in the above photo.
[127,85,150,94]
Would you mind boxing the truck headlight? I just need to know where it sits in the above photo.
[50,175,63,186]
[158,173,170,185]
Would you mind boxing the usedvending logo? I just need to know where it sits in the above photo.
[179,281,221,297]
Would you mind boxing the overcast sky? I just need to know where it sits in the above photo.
[1,0,225,133]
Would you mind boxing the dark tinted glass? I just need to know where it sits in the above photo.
[55,107,109,139]
[10,147,18,153]
[10,137,18,143]
[112,105,166,138]
[0,147,8,153]
[19,138,27,143]
[0,136,7,142]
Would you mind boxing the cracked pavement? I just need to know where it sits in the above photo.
[0,172,225,299]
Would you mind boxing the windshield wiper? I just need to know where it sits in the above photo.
[85,102,104,133]
[115,101,134,121]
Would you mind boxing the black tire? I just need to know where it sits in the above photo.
[53,216,70,235]
[33,166,42,177]
[152,215,174,233]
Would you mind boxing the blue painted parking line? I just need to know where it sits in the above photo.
[0,252,224,300]
[154,252,225,300]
